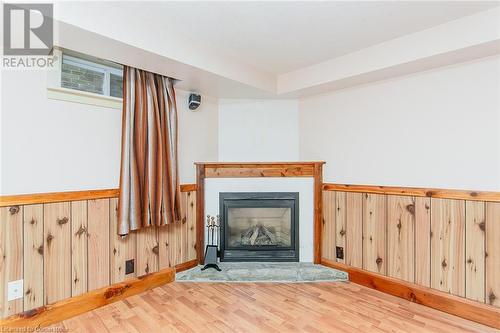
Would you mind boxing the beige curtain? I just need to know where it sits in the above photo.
[118,66,182,236]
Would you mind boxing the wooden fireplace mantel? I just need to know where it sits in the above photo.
[195,161,324,178]
[195,162,325,264]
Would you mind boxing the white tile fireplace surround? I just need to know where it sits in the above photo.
[204,177,314,262]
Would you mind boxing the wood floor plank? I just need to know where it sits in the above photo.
[54,282,496,333]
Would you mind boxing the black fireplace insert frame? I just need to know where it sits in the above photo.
[219,192,299,262]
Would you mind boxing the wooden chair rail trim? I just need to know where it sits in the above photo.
[322,183,500,202]
[0,267,176,329]
[321,259,500,329]
[0,184,197,207]
[180,184,197,192]
[0,189,120,207]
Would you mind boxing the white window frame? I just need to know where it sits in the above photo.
[47,48,123,110]
[62,54,123,97]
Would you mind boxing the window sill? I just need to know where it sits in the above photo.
[46,86,122,110]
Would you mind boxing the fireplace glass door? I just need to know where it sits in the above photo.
[227,207,292,248]
[219,192,299,262]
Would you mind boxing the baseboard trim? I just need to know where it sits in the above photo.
[321,259,500,329]
[0,267,175,329]
[175,259,198,273]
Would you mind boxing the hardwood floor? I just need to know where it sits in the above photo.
[52,282,496,332]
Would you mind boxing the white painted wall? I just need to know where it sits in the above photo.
[205,178,314,262]
[177,90,218,183]
[2,56,498,194]
[299,56,500,191]
[0,70,218,195]
[218,99,299,161]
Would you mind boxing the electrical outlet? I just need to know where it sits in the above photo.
[336,246,344,260]
[7,279,23,301]
[125,259,134,275]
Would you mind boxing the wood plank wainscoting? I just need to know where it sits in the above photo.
[195,162,325,264]
[0,184,198,323]
[321,183,500,329]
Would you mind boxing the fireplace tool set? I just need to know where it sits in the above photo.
[202,214,221,271]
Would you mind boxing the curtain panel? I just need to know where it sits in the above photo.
[118,66,182,236]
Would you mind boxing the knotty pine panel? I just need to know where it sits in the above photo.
[158,224,180,269]
[158,223,171,269]
[43,202,71,304]
[136,226,158,275]
[430,198,465,297]
[335,192,346,263]
[486,202,500,307]
[170,222,183,266]
[158,192,197,268]
[87,199,110,291]
[186,191,197,261]
[322,188,497,313]
[322,191,336,260]
[362,193,387,274]
[23,204,44,311]
[180,192,189,263]
[414,197,431,287]
[110,198,137,283]
[0,206,23,317]
[387,195,415,283]
[0,190,197,318]
[345,192,363,268]
[71,201,87,296]
[465,201,485,303]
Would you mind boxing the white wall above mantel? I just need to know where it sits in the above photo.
[205,178,314,262]
[218,99,299,161]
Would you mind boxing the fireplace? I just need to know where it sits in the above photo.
[219,192,299,262]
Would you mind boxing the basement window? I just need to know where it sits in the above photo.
[47,48,123,109]
[61,54,123,98]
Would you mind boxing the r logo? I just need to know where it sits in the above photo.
[3,3,53,55]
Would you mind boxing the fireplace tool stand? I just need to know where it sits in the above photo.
[202,215,221,271]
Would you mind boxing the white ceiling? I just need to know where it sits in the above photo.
[54,1,500,98]
[58,1,498,75]
[159,1,499,74]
